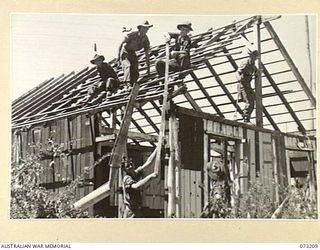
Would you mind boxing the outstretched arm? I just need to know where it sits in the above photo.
[131,172,158,189]
[135,147,157,173]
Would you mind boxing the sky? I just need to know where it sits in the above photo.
[11,14,316,101]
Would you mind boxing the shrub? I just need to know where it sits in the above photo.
[11,147,89,219]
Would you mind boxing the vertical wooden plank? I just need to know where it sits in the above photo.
[247,129,256,184]
[42,127,49,184]
[87,151,95,217]
[233,126,239,138]
[265,133,273,193]
[174,118,181,218]
[239,126,243,138]
[160,179,165,212]
[185,169,191,218]
[226,125,231,136]
[167,112,176,217]
[180,169,185,218]
[154,174,161,210]
[221,124,226,135]
[213,121,220,133]
[241,128,249,194]
[164,163,168,217]
[150,164,156,210]
[56,120,62,188]
[254,16,263,127]
[259,132,265,185]
[203,130,209,213]
[83,116,90,197]
[190,170,196,218]
[207,120,213,132]
[285,149,291,185]
[195,171,202,218]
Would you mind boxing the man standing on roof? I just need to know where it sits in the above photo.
[118,20,153,88]
[80,54,120,103]
[156,21,194,80]
[122,148,158,218]
[236,49,259,123]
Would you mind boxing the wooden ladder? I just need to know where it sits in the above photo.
[73,82,141,210]
[108,82,141,187]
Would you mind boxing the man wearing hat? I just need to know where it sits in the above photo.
[80,54,120,103]
[118,20,153,88]
[236,49,259,123]
[122,148,158,218]
[200,158,230,218]
[156,21,194,80]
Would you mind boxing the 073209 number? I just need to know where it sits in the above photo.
[300,244,319,248]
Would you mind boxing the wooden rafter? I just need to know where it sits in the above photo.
[204,59,243,115]
[261,63,306,134]
[137,107,160,134]
[12,15,315,136]
[264,21,316,107]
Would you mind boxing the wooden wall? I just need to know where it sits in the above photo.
[13,115,95,215]
[12,109,317,218]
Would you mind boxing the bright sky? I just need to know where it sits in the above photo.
[11,14,316,101]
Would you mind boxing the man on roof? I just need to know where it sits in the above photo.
[80,54,120,104]
[156,21,194,81]
[121,148,158,218]
[236,49,259,123]
[118,20,153,88]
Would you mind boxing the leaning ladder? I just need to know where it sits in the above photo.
[73,82,141,210]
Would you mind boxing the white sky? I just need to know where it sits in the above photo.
[11,14,316,101]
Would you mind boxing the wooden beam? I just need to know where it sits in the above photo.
[190,72,225,117]
[154,42,171,175]
[131,113,156,147]
[262,106,280,131]
[183,91,202,112]
[206,130,242,141]
[98,127,159,143]
[272,135,280,205]
[74,182,112,210]
[205,59,243,115]
[264,21,316,107]
[173,117,181,218]
[66,118,75,180]
[137,107,160,134]
[14,69,95,120]
[12,79,186,129]
[13,74,67,117]
[261,63,306,134]
[108,82,141,189]
[175,105,277,134]
[254,16,263,127]
[167,111,176,217]
[150,101,162,115]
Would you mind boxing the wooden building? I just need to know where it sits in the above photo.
[11,15,317,218]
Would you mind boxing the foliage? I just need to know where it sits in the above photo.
[201,179,318,219]
[281,186,318,219]
[236,180,276,218]
[10,138,90,219]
